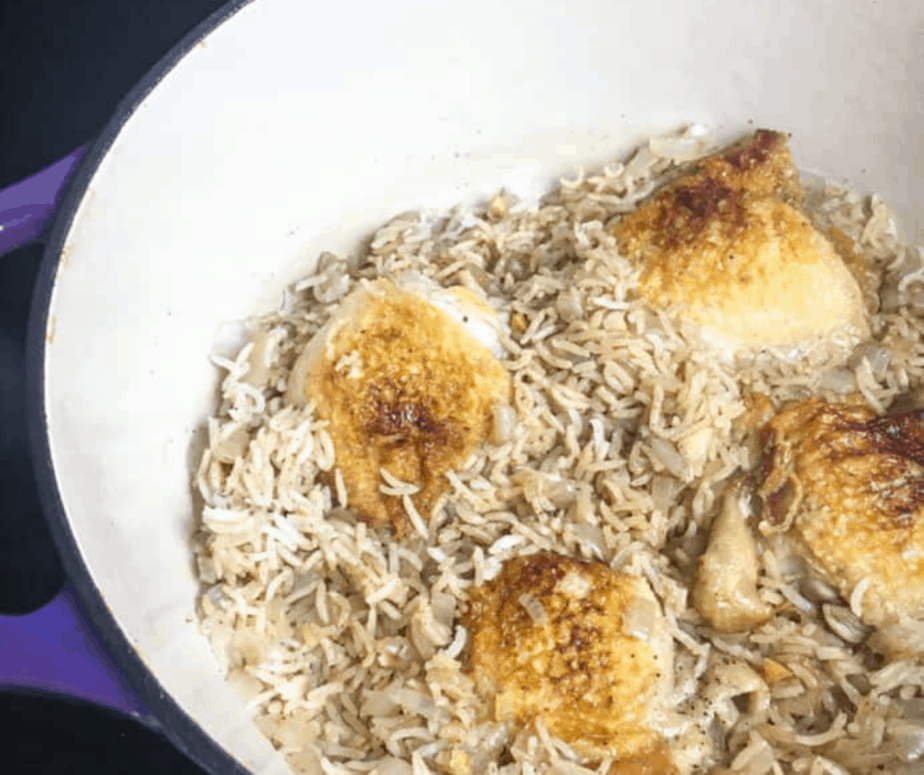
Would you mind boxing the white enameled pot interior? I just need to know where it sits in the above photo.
[42,0,923,771]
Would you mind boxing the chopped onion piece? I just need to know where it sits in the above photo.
[518,592,547,625]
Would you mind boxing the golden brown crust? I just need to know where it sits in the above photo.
[305,281,510,534]
[464,553,672,763]
[620,131,800,256]
[611,130,868,354]
[615,131,799,269]
[757,399,924,627]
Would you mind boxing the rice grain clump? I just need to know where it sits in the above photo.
[194,128,924,774]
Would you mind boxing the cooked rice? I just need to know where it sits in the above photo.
[194,132,924,774]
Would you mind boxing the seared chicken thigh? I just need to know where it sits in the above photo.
[613,130,869,359]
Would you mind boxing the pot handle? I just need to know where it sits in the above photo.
[0,585,152,722]
[0,146,151,723]
[0,147,87,259]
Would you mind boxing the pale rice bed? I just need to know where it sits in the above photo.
[193,136,924,775]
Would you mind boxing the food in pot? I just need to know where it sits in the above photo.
[757,399,924,658]
[194,127,924,774]
[693,478,773,633]
[284,275,510,535]
[613,130,869,360]
[465,553,674,766]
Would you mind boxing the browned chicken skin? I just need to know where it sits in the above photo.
[464,553,675,767]
[758,399,924,645]
[612,130,868,356]
[286,279,510,534]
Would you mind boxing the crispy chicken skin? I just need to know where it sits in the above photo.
[464,553,674,767]
[286,279,510,534]
[758,399,924,637]
[612,130,869,355]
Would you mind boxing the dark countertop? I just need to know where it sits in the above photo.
[1,1,231,772]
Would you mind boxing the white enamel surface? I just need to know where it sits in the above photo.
[43,0,924,772]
